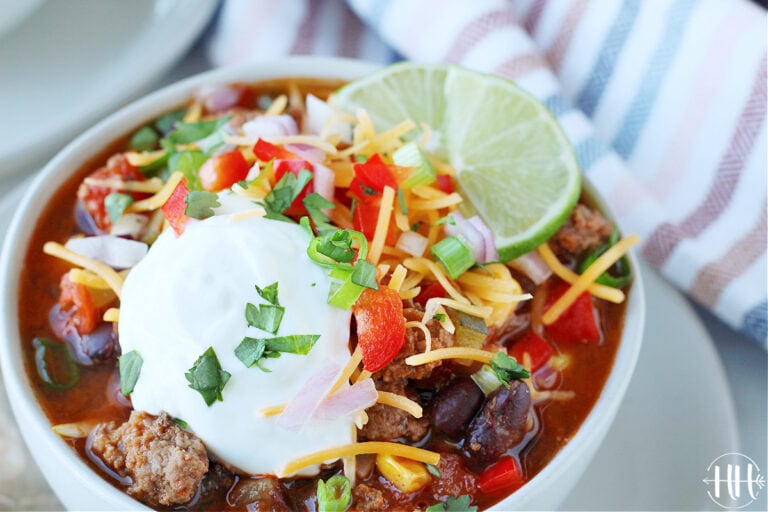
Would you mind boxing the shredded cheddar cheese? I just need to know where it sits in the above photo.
[376,391,423,418]
[423,297,493,323]
[278,442,440,477]
[405,347,497,366]
[103,308,120,322]
[68,268,111,290]
[182,102,202,123]
[409,193,462,211]
[124,150,166,168]
[405,320,432,352]
[127,171,184,213]
[542,234,639,325]
[402,257,469,305]
[330,347,363,394]
[43,242,124,297]
[537,242,625,304]
[228,207,267,223]
[264,94,288,116]
[369,186,395,265]
[388,265,408,291]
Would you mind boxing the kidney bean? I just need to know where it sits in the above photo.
[464,380,531,465]
[431,377,484,438]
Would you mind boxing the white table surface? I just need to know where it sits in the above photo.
[0,35,765,511]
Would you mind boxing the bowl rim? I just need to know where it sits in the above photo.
[0,55,645,511]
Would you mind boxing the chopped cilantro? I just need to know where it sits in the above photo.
[235,335,320,371]
[185,347,230,406]
[104,192,133,223]
[490,352,530,387]
[262,168,313,219]
[354,154,368,163]
[172,417,188,429]
[316,229,357,264]
[165,115,231,145]
[245,303,285,335]
[130,125,158,152]
[362,185,378,196]
[255,282,280,305]
[154,108,186,134]
[350,259,379,290]
[185,190,220,219]
[169,150,208,190]
[432,313,446,322]
[410,221,423,232]
[425,495,477,512]
[303,193,337,236]
[118,350,142,396]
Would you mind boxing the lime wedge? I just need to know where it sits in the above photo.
[334,62,581,261]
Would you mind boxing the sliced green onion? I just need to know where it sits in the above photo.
[327,267,365,309]
[393,142,436,189]
[470,365,502,397]
[579,226,632,288]
[33,338,79,391]
[317,474,352,512]
[431,236,475,279]
[397,187,408,215]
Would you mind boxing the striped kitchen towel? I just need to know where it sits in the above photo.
[208,0,767,346]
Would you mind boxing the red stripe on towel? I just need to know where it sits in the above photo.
[444,8,517,63]
[546,0,589,71]
[642,56,767,268]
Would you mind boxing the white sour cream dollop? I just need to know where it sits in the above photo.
[119,198,353,476]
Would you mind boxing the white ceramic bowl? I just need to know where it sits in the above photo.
[0,56,645,511]
[0,0,44,36]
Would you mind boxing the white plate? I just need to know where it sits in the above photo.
[0,0,218,179]
[0,184,738,510]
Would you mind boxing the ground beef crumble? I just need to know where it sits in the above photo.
[89,410,208,506]
[550,203,612,264]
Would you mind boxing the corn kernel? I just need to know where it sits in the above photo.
[375,454,431,493]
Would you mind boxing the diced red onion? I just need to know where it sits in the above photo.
[195,84,244,113]
[313,379,378,420]
[305,94,352,143]
[75,200,102,236]
[277,363,340,431]
[444,211,485,263]
[65,235,148,270]
[467,216,498,263]
[511,251,552,285]
[285,143,325,163]
[242,115,298,139]
[312,163,335,207]
[110,213,148,240]
[395,230,429,257]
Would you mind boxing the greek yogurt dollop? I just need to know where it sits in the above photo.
[119,196,353,475]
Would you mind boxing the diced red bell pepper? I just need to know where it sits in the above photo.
[352,196,397,245]
[199,150,250,192]
[414,281,447,308]
[544,280,601,344]
[350,154,398,200]
[58,274,98,336]
[77,155,147,232]
[435,174,455,194]
[511,331,553,372]
[253,138,300,161]
[161,179,191,236]
[353,287,406,372]
[478,457,525,495]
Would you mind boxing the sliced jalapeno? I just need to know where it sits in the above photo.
[579,226,632,288]
[33,337,79,391]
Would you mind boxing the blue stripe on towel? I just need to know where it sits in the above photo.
[544,93,571,117]
[574,136,608,172]
[613,0,698,159]
[741,299,768,348]
[576,0,641,117]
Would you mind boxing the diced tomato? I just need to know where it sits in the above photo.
[435,174,455,194]
[414,281,447,308]
[350,154,397,200]
[353,287,406,372]
[273,159,314,217]
[161,179,190,236]
[77,155,146,232]
[253,139,300,161]
[511,331,553,372]
[478,457,525,495]
[199,150,250,192]
[352,196,397,245]
[544,280,601,344]
[58,275,98,335]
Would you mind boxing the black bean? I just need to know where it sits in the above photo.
[465,380,531,464]
[431,377,484,438]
